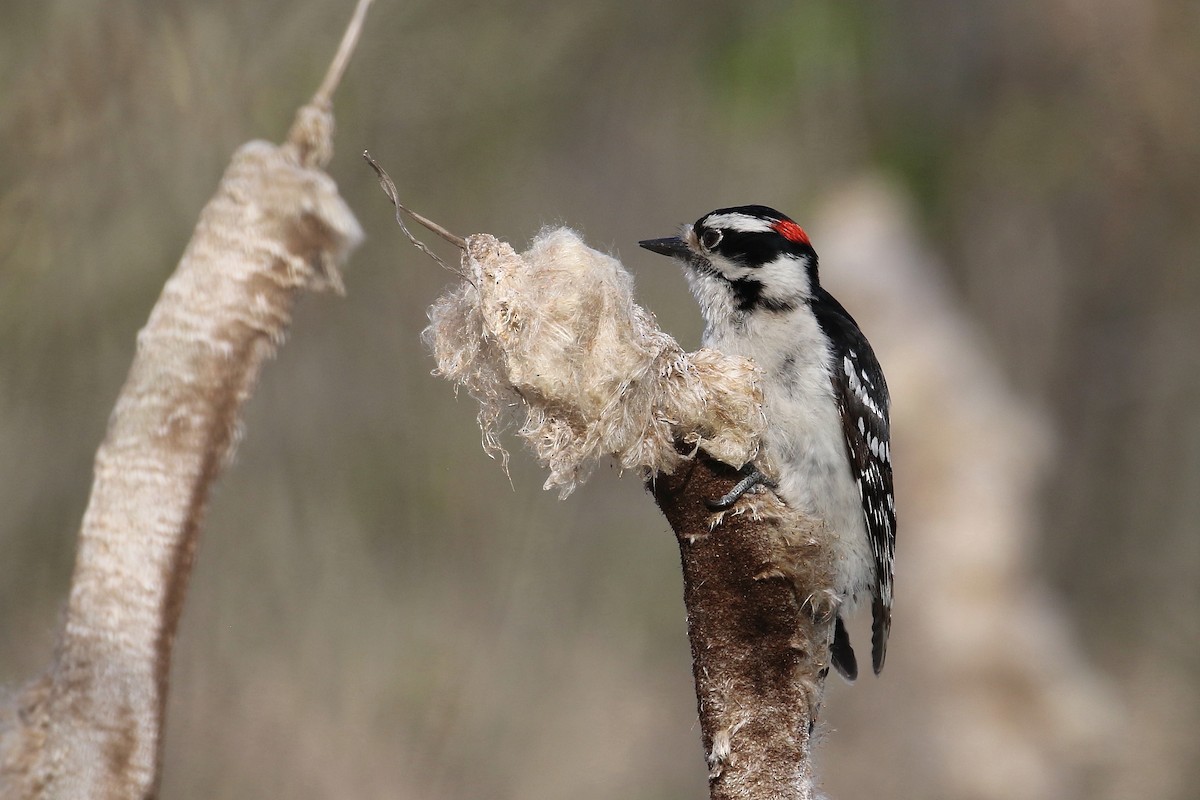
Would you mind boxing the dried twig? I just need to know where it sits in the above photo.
[363,151,470,281]
[312,0,375,109]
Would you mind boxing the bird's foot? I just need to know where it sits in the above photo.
[706,465,777,511]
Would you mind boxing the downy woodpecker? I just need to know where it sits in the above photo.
[640,205,895,679]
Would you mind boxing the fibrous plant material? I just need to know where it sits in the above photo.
[0,2,368,796]
[424,228,767,495]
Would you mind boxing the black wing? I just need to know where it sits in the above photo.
[813,287,896,675]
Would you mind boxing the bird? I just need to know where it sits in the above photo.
[639,205,895,679]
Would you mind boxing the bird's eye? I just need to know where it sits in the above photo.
[700,229,722,251]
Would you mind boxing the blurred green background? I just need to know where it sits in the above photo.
[2,0,1198,797]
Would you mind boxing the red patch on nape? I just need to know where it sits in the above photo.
[771,219,811,246]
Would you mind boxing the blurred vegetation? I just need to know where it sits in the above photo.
[1,0,1198,797]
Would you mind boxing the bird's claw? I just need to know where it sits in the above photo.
[706,466,776,511]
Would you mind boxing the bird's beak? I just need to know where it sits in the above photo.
[638,236,691,259]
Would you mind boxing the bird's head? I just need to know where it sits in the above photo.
[640,205,818,316]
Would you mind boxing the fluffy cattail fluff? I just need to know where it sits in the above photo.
[423,228,766,496]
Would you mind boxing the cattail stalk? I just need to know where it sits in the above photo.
[653,455,833,800]
[409,205,835,799]
[0,2,368,796]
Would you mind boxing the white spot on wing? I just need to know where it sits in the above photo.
[844,354,885,420]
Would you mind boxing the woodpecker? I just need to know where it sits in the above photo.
[640,205,895,679]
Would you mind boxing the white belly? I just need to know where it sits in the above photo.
[766,384,876,608]
[705,319,875,607]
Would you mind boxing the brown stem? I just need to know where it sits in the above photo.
[651,452,834,800]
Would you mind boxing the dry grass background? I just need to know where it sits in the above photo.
[2,0,1198,797]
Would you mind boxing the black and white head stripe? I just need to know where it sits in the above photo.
[813,286,896,675]
[686,206,820,312]
[694,206,815,259]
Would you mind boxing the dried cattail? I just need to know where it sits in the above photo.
[422,227,767,496]
[0,2,368,796]
[386,204,834,799]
